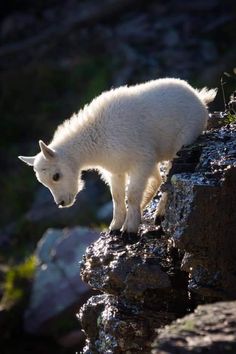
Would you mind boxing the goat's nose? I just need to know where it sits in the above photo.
[59,200,65,207]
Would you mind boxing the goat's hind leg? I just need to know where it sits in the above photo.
[155,161,172,221]
[141,163,162,210]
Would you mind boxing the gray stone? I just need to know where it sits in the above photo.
[152,301,236,354]
[79,294,176,354]
[24,227,99,333]
[79,226,190,352]
[80,230,172,299]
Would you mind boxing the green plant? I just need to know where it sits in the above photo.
[224,113,236,124]
[1,255,37,309]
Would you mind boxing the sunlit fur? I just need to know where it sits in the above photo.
[19,78,217,233]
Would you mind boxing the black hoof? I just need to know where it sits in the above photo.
[109,229,122,236]
[121,231,140,244]
[155,214,164,225]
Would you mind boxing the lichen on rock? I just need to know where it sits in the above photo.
[152,301,236,354]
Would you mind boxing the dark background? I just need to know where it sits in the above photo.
[0,0,235,353]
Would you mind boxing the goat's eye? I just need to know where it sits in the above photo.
[53,173,60,181]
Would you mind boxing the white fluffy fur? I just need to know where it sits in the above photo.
[19,78,217,233]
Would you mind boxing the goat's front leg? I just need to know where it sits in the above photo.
[121,167,152,233]
[108,173,126,231]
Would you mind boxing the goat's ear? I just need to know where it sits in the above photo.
[18,155,35,166]
[39,140,55,160]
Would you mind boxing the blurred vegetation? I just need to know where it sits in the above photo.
[225,113,236,124]
[1,56,110,148]
[1,255,36,309]
[0,55,111,228]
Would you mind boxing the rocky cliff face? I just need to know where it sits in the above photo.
[78,120,236,353]
[79,230,189,353]
[163,123,236,299]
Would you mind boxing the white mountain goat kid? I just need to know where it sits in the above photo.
[19,78,217,233]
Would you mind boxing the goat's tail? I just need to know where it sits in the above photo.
[196,87,218,106]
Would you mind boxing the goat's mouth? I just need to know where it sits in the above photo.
[58,195,76,208]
